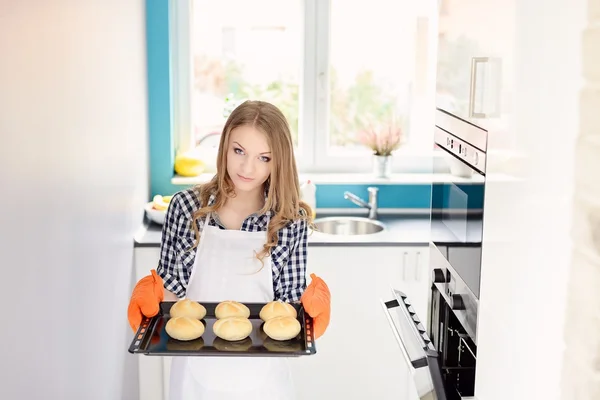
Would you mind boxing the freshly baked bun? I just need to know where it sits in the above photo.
[215,301,250,319]
[259,301,297,321]
[213,337,253,352]
[167,337,205,351]
[213,317,253,341]
[165,317,205,341]
[263,316,301,341]
[170,299,207,320]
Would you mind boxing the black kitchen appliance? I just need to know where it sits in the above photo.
[382,108,486,400]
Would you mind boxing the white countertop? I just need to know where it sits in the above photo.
[134,211,483,248]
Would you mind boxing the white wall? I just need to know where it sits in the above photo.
[560,0,600,398]
[0,1,148,399]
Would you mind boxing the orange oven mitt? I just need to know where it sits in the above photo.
[127,269,164,332]
[301,273,331,339]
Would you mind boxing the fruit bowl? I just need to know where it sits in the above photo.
[145,202,166,225]
[144,195,173,225]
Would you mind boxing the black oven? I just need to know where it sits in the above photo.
[381,109,486,400]
[429,108,487,398]
[430,107,486,341]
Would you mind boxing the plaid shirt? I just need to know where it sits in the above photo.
[156,188,308,302]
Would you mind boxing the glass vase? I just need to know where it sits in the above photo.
[372,155,392,179]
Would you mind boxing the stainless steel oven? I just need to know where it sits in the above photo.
[382,108,486,400]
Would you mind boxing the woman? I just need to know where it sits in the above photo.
[128,100,331,400]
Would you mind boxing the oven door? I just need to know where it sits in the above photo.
[381,288,448,400]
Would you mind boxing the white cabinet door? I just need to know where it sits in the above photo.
[383,246,432,400]
[291,245,430,400]
[291,246,407,400]
[436,0,516,151]
[397,247,431,323]
[376,246,431,400]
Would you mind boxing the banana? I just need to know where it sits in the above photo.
[174,152,206,177]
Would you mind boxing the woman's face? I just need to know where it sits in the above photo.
[226,125,272,194]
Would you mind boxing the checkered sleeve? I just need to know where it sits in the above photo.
[155,192,188,298]
[274,216,308,303]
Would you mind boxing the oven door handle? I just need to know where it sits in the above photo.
[381,298,428,369]
[386,289,438,361]
[381,289,448,400]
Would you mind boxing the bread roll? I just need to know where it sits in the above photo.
[263,316,301,341]
[213,337,253,352]
[215,301,250,319]
[165,316,205,341]
[213,317,253,341]
[259,301,297,321]
[170,299,207,320]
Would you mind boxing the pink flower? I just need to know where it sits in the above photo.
[358,119,403,156]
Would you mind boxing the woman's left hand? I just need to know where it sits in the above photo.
[300,273,331,339]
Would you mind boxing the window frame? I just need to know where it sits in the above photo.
[170,0,194,156]
[170,0,439,174]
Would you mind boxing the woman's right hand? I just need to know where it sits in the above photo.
[127,269,165,332]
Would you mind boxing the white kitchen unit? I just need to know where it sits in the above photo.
[436,0,589,399]
[472,0,587,398]
[435,0,520,398]
[290,245,430,400]
[132,244,430,400]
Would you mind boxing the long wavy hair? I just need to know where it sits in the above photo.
[190,100,313,262]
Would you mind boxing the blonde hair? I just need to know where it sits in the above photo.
[190,100,313,261]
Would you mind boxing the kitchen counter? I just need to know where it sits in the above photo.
[134,211,482,247]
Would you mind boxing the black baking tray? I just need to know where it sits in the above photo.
[128,301,317,357]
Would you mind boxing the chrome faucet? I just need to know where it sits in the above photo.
[344,187,379,219]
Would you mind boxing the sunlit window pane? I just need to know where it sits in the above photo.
[329,0,416,152]
[191,0,303,147]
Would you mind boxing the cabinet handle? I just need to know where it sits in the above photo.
[402,252,408,281]
[469,57,485,118]
[469,56,502,119]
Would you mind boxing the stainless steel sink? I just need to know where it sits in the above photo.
[312,216,386,235]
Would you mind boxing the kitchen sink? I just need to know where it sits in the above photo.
[312,216,386,236]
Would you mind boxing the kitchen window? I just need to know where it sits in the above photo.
[171,0,437,174]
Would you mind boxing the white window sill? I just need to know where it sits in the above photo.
[171,172,484,186]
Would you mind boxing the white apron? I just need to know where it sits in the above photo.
[169,213,296,400]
